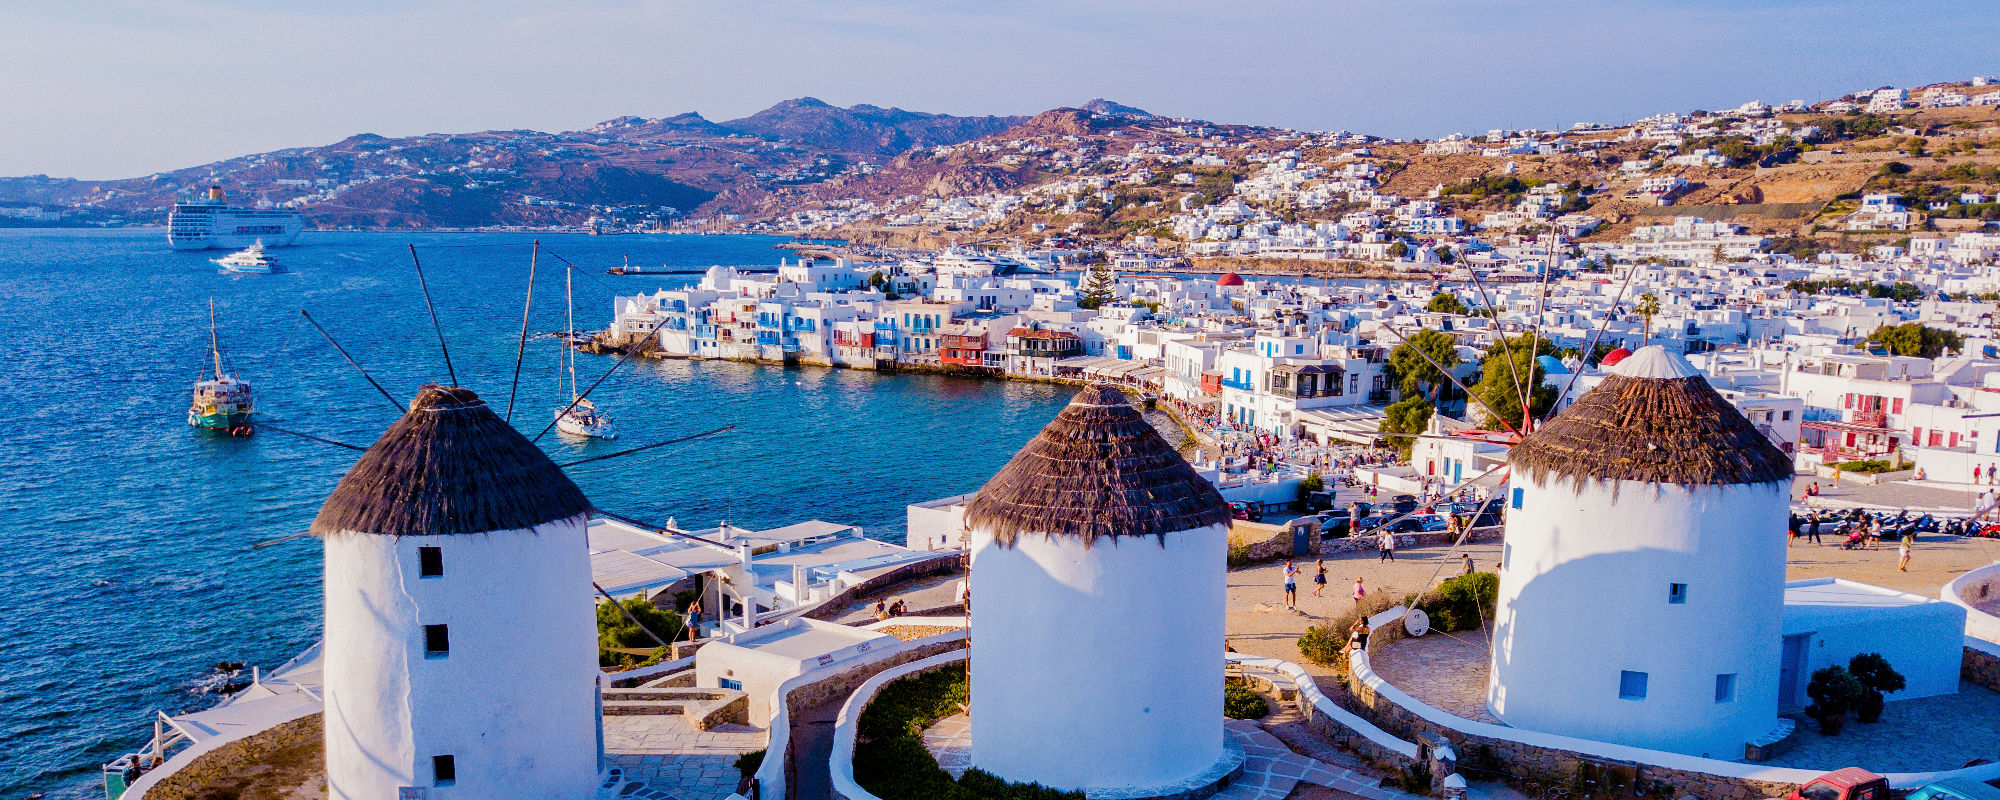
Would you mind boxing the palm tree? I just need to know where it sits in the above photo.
[1635,292,1662,347]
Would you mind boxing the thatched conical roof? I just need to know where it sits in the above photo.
[966,384,1229,547]
[311,385,591,536]
[1510,346,1791,489]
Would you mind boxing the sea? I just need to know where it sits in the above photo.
[0,229,1077,799]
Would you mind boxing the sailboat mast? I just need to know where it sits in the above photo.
[566,264,578,400]
[208,298,224,379]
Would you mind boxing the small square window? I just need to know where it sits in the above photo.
[1502,544,1513,569]
[1715,673,1737,703]
[1619,670,1648,700]
[1668,583,1688,604]
[424,624,450,658]
[419,547,444,578]
[1510,488,1524,509]
[432,754,456,786]
[719,677,742,690]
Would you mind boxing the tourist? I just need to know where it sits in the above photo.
[1348,618,1370,653]
[1865,518,1882,550]
[1282,559,1298,608]
[1460,552,1476,577]
[1378,529,1396,561]
[1898,536,1912,572]
[1352,576,1367,606]
[1313,558,1328,597]
[1806,512,1822,545]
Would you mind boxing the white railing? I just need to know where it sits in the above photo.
[1942,560,2000,645]
[828,651,970,800]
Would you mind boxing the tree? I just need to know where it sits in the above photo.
[1433,245,1456,265]
[1846,652,1905,724]
[1426,293,1470,316]
[1387,241,1411,259]
[1386,329,1461,404]
[597,594,684,667]
[1634,292,1662,347]
[1077,261,1115,309]
[1378,396,1434,458]
[1471,335,1559,429]
[868,271,887,289]
[1867,323,1962,358]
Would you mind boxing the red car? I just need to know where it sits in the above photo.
[1782,768,1888,800]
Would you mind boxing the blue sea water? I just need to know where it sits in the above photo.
[0,229,1072,799]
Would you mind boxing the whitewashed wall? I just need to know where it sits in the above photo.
[969,523,1227,794]
[323,518,599,800]
[1489,478,1786,759]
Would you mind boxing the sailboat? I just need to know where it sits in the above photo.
[555,265,617,440]
[188,300,255,433]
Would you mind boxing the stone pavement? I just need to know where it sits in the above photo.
[602,713,765,800]
[1759,680,2000,772]
[829,571,963,624]
[1795,475,1979,514]
[1367,624,1502,725]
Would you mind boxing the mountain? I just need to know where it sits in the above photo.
[718,98,1027,155]
[0,98,1031,228]
[1081,99,1152,118]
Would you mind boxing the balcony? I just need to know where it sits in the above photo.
[1852,410,1888,428]
[1219,378,1254,391]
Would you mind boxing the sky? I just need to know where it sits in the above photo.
[4,0,1997,180]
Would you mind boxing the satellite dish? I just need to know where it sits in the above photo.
[1404,609,1431,637]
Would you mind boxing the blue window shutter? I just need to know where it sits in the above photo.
[1511,488,1524,509]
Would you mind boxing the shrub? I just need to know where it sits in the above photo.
[733,749,765,782]
[1805,665,1865,726]
[597,594,683,653]
[1834,459,1898,474]
[1416,571,1499,633]
[1226,543,1255,569]
[1297,472,1325,504]
[1298,592,1403,669]
[853,665,1082,800]
[1224,683,1270,719]
[1847,652,1905,724]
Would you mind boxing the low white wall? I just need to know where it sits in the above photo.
[1226,654,1418,761]
[1943,561,2000,645]
[751,629,968,800]
[829,651,970,800]
[1352,649,2000,790]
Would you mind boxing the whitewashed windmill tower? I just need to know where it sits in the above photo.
[315,385,599,799]
[1489,347,1793,758]
[964,384,1236,795]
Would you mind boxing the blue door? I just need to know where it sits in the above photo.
[1777,634,1809,711]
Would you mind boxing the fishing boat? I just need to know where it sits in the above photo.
[212,241,284,274]
[554,266,617,439]
[188,300,254,433]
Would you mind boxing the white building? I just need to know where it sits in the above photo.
[964,385,1232,795]
[316,386,600,800]
[1490,348,1792,759]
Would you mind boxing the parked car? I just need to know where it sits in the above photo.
[1777,769,1888,800]
[1312,509,1352,538]
[1908,778,2000,800]
[1445,501,1504,528]
[1357,514,1447,534]
[1390,494,1418,514]
[1303,490,1336,512]
[1229,501,1265,522]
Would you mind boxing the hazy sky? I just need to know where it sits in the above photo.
[5,0,1996,180]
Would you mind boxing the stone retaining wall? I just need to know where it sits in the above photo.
[1342,654,1802,800]
[802,554,960,622]
[1230,519,1320,563]
[1322,525,1497,555]
[1966,641,2000,693]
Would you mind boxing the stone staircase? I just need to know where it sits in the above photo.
[601,684,748,731]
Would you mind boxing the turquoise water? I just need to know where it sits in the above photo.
[0,229,1071,798]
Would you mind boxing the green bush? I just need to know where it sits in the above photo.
[1226,543,1255,570]
[1416,572,1499,633]
[597,594,684,667]
[853,664,1081,800]
[1806,665,1865,720]
[1298,592,1404,669]
[1297,472,1325,504]
[1224,682,1270,719]
[733,749,765,782]
[1834,459,1898,474]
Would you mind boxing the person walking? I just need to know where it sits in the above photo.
[1806,512,1822,545]
[1898,535,1912,572]
[1352,576,1367,607]
[1378,529,1397,561]
[1282,559,1299,609]
[1460,552,1476,577]
[1312,558,1328,597]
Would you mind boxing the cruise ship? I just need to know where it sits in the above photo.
[167,187,304,250]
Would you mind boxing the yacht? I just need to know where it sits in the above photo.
[554,266,617,439]
[212,241,284,274]
[168,186,303,250]
[930,247,1031,277]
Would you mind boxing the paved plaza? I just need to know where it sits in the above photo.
[602,713,765,800]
